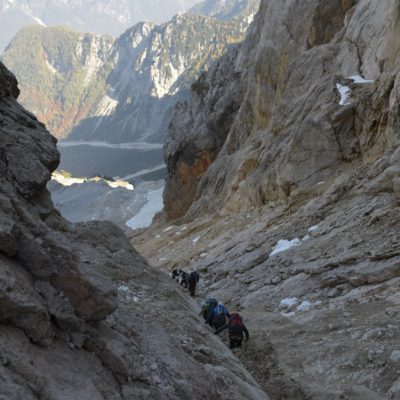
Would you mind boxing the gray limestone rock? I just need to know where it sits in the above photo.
[0,61,268,399]
[134,0,400,398]
[164,0,400,220]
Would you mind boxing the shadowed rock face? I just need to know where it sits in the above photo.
[0,62,269,399]
[164,45,243,218]
[164,0,400,220]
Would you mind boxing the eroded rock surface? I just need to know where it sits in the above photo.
[0,62,268,399]
[135,0,400,398]
[136,157,400,399]
[164,0,400,219]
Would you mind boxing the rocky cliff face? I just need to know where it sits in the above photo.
[164,0,399,219]
[70,11,251,143]
[0,62,269,399]
[128,0,400,398]
[2,0,257,142]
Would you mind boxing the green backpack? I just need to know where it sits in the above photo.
[200,299,218,320]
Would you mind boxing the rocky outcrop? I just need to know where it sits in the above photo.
[0,62,269,399]
[164,0,400,219]
[164,45,244,218]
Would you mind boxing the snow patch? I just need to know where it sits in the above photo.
[271,226,320,257]
[280,298,317,316]
[192,236,201,244]
[337,75,373,106]
[279,297,299,308]
[118,285,129,292]
[270,238,301,256]
[336,83,351,106]
[126,186,164,229]
[297,301,312,312]
[163,226,174,232]
[348,75,373,84]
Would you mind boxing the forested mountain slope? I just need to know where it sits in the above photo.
[2,0,258,142]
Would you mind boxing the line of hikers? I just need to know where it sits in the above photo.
[171,269,200,297]
[199,299,249,349]
[171,270,249,349]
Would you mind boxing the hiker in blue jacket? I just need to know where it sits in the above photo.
[207,302,230,331]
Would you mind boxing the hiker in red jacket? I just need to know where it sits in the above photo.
[215,313,249,349]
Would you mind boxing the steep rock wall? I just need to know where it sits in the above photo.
[0,62,268,399]
[164,0,400,219]
[137,1,400,398]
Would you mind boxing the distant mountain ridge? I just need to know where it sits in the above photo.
[0,0,201,52]
[1,0,260,143]
[1,26,114,139]
[188,0,260,21]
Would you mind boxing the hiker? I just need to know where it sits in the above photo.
[208,301,230,331]
[200,298,218,325]
[171,269,189,287]
[171,269,182,280]
[188,270,200,297]
[215,312,249,349]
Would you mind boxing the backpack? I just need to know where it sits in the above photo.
[212,313,226,329]
[178,271,189,287]
[228,313,244,336]
[214,304,227,316]
[201,299,218,320]
[206,298,218,309]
